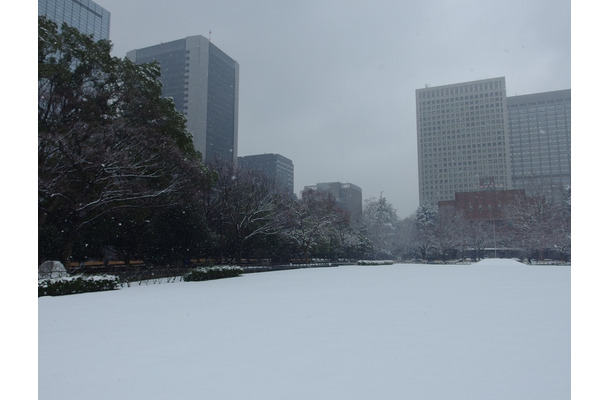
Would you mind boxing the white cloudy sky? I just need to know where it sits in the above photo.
[71,0,572,217]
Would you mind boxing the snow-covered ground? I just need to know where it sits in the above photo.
[38,259,570,400]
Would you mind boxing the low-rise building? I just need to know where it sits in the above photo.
[438,189,526,222]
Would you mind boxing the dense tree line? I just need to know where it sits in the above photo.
[362,186,571,263]
[38,17,364,267]
[38,17,570,268]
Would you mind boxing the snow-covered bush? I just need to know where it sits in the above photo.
[39,275,121,297]
[38,260,69,279]
[183,266,243,282]
[356,260,394,266]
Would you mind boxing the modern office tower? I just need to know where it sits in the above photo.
[38,0,110,41]
[303,182,363,220]
[416,77,512,206]
[127,36,239,165]
[507,89,571,194]
[238,154,295,195]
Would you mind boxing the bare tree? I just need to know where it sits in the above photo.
[463,219,494,261]
[332,220,369,261]
[503,184,569,262]
[282,189,346,263]
[433,207,466,262]
[203,161,288,261]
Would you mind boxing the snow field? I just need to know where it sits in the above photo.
[38,261,570,400]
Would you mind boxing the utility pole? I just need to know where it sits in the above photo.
[490,205,497,258]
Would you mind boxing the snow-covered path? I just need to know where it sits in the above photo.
[38,260,570,399]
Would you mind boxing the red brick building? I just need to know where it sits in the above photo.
[438,189,526,221]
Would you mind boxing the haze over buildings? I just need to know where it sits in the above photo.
[416,77,570,207]
[88,0,570,218]
[34,0,572,218]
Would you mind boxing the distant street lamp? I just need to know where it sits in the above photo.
[489,205,497,258]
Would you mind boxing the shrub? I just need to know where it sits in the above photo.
[356,260,394,266]
[183,266,243,282]
[39,275,121,297]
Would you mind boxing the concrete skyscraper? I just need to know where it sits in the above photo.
[38,0,110,41]
[507,89,571,193]
[416,77,512,206]
[417,78,571,208]
[127,36,239,165]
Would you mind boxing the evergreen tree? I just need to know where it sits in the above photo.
[362,195,399,259]
[411,204,438,261]
[38,16,214,266]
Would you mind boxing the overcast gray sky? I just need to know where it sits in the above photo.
[96,0,570,218]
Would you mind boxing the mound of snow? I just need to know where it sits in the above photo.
[474,258,525,267]
[38,260,68,279]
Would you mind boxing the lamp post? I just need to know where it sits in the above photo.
[489,205,497,258]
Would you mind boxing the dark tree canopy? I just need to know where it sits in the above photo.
[38,16,214,265]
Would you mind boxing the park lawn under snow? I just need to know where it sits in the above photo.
[38,259,570,400]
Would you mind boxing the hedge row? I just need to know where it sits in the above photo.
[183,266,243,282]
[39,275,121,297]
[356,260,394,266]
[38,266,244,297]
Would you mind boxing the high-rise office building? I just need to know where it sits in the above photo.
[507,89,571,193]
[303,182,363,221]
[416,77,512,206]
[127,36,239,165]
[38,0,110,41]
[238,154,295,195]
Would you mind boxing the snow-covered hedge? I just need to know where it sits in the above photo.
[39,275,121,297]
[356,260,394,266]
[183,266,243,282]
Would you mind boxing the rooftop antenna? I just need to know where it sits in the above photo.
[209,30,212,42]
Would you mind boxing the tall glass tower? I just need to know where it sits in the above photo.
[127,36,239,165]
[38,0,110,41]
[507,89,571,194]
